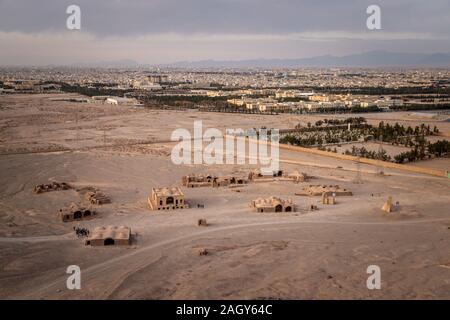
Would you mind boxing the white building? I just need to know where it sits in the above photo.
[106,97,141,106]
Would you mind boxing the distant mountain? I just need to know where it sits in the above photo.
[165,51,450,68]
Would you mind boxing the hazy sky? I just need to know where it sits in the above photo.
[0,0,449,65]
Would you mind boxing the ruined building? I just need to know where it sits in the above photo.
[248,169,307,183]
[248,169,284,181]
[85,191,111,205]
[60,203,96,222]
[182,174,215,188]
[296,185,353,196]
[250,197,295,213]
[287,171,310,183]
[148,187,187,210]
[322,192,336,205]
[212,176,248,187]
[182,173,248,188]
[85,226,131,246]
[34,182,71,194]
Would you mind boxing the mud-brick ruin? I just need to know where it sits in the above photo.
[296,185,353,196]
[322,192,336,205]
[85,226,131,246]
[181,174,248,188]
[85,191,111,205]
[250,197,295,213]
[248,169,284,181]
[182,174,214,187]
[34,182,71,194]
[212,176,248,187]
[287,170,310,183]
[181,169,308,189]
[248,169,310,183]
[59,203,96,222]
[148,187,187,210]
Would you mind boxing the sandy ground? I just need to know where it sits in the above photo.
[0,93,449,300]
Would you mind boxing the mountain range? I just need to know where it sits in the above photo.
[163,51,450,68]
[66,51,450,68]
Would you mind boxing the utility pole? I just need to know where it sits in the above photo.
[353,157,363,184]
[75,110,79,146]
[377,134,384,175]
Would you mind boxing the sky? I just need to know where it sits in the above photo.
[0,0,449,65]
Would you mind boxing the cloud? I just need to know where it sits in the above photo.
[1,0,449,36]
[0,0,448,64]
[173,31,449,42]
[0,30,449,65]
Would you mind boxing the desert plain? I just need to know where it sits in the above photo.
[0,93,449,299]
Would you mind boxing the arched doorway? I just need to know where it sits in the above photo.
[83,210,91,217]
[166,196,174,204]
[73,211,82,220]
[285,206,292,212]
[275,204,283,212]
[104,238,115,246]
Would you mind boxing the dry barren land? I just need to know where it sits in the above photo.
[0,94,449,299]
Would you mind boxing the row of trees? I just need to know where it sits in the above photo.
[389,103,450,111]
[280,128,367,146]
[283,105,381,114]
[61,83,132,97]
[280,117,449,165]
[342,140,450,164]
[344,146,392,162]
[280,121,439,148]
[341,140,449,164]
[146,95,232,109]
[307,117,367,128]
[295,117,370,131]
[394,148,426,164]
[428,140,450,157]
[368,121,438,144]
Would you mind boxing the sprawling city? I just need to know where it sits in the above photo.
[0,0,449,309]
